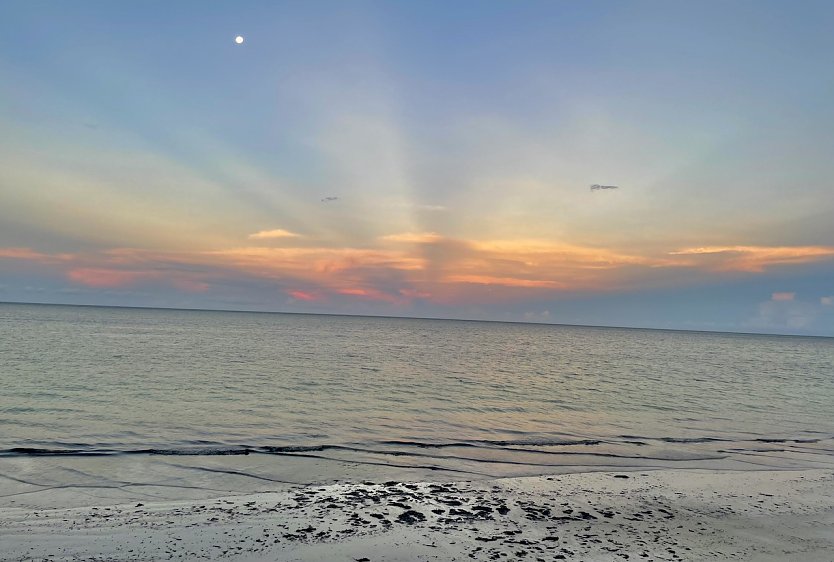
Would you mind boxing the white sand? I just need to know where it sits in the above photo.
[1,469,832,561]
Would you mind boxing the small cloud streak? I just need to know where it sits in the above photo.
[0,247,74,262]
[66,268,148,288]
[446,274,565,289]
[380,232,442,243]
[822,296,833,306]
[337,287,401,303]
[172,278,210,293]
[248,229,301,240]
[771,292,795,302]
[287,289,320,302]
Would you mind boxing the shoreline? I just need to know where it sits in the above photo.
[4,437,833,513]
[2,468,833,561]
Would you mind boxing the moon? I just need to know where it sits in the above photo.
[235,35,244,44]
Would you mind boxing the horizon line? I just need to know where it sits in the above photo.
[1,299,831,340]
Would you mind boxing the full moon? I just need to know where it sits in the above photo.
[235,35,244,44]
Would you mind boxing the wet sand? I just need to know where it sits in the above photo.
[2,469,833,561]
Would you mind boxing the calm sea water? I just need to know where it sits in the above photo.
[2,303,833,482]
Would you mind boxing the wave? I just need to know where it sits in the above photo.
[0,439,611,458]
[2,434,827,460]
[377,438,603,449]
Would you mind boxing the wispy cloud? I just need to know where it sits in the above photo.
[287,289,320,302]
[382,201,447,212]
[771,292,795,302]
[0,248,74,262]
[248,229,301,240]
[380,232,442,243]
[66,268,149,288]
[445,274,564,289]
[669,245,834,272]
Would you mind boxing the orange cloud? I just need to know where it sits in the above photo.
[338,288,371,296]
[471,240,677,269]
[380,232,442,243]
[445,274,565,289]
[7,236,834,309]
[206,246,424,276]
[669,245,834,272]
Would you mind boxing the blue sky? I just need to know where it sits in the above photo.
[1,1,833,335]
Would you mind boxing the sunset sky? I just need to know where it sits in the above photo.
[1,1,833,335]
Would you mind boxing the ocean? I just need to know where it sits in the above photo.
[2,302,833,506]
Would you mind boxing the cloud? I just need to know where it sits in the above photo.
[0,247,74,262]
[207,246,424,275]
[446,274,565,289]
[172,278,210,293]
[669,245,834,272]
[747,297,818,332]
[336,287,402,303]
[771,292,795,302]
[287,289,320,302]
[399,288,431,299]
[248,229,301,240]
[66,268,148,288]
[380,232,442,243]
[383,201,447,212]
[822,296,833,306]
[5,235,834,317]
[64,267,212,293]
[472,239,673,268]
[523,310,551,323]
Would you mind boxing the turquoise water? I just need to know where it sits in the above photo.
[1,303,833,478]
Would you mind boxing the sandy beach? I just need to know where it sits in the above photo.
[2,468,832,561]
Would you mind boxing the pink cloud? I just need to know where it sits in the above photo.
[67,267,209,293]
[771,292,795,302]
[287,289,320,302]
[67,268,147,288]
[0,247,48,260]
[0,247,74,262]
[171,278,210,293]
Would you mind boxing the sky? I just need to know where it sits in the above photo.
[1,1,833,335]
